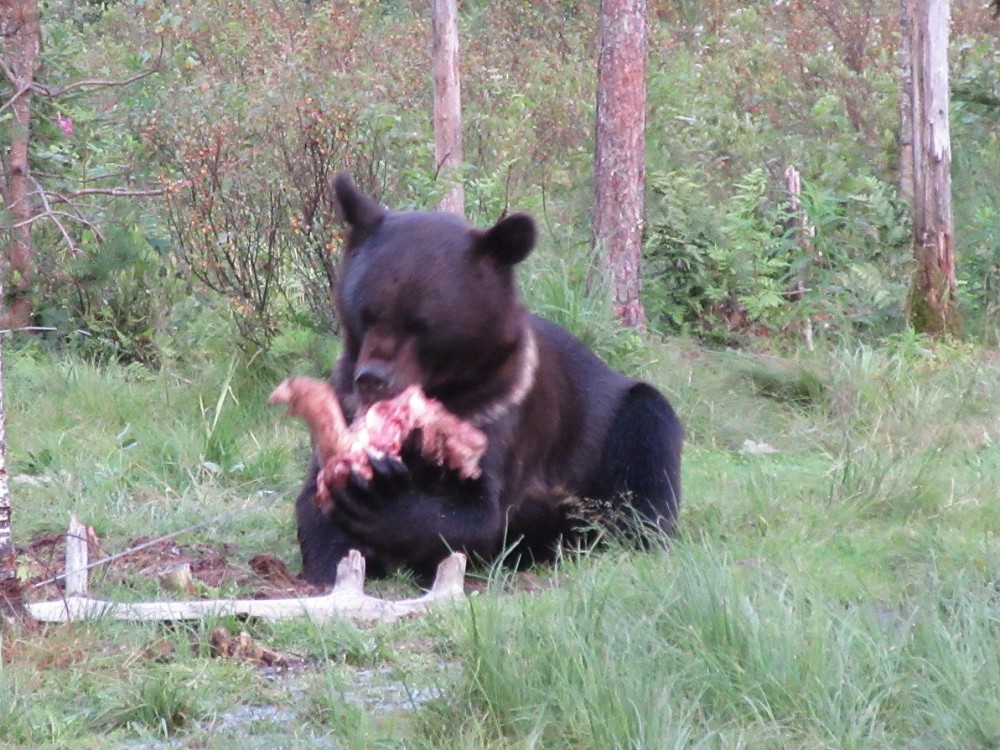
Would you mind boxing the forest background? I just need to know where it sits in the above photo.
[4,0,998,357]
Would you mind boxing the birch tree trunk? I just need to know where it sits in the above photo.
[431,0,464,216]
[784,165,816,350]
[0,289,13,586]
[0,325,22,627]
[593,0,648,332]
[0,0,41,330]
[0,264,16,625]
[906,0,957,335]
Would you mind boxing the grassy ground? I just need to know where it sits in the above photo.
[3,332,1000,749]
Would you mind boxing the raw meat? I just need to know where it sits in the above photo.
[269,378,487,511]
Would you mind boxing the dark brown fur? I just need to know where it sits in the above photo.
[295,174,683,584]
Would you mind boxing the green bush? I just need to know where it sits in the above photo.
[644,166,912,344]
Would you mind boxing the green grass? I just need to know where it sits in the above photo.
[447,545,1000,750]
[3,332,1000,748]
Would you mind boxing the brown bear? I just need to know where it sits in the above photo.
[294,173,683,585]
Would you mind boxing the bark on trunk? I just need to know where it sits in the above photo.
[431,0,464,216]
[0,287,20,628]
[897,0,914,205]
[906,0,957,335]
[0,320,11,584]
[783,165,815,349]
[593,0,648,332]
[0,0,41,329]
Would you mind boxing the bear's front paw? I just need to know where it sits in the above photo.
[315,448,414,512]
[353,450,414,498]
[332,450,413,519]
[330,489,403,545]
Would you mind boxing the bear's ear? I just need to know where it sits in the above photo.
[474,213,536,266]
[332,172,386,233]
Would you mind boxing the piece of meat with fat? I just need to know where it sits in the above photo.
[269,378,487,512]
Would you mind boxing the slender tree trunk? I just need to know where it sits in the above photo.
[784,165,815,349]
[0,271,19,626]
[897,0,914,205]
[0,0,41,329]
[593,0,648,332]
[906,0,957,335]
[0,319,11,585]
[0,0,37,612]
[431,0,464,216]
[0,322,23,629]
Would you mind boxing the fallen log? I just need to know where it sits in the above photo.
[26,524,466,624]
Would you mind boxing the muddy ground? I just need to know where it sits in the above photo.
[18,530,323,603]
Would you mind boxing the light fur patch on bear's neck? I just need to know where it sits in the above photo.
[471,327,538,427]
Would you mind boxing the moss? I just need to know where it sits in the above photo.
[906,271,962,338]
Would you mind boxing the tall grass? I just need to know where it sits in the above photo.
[431,544,1000,750]
[4,341,303,563]
[521,248,652,377]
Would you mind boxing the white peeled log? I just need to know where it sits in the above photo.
[26,547,466,625]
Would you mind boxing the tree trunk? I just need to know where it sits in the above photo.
[593,0,648,332]
[906,0,957,335]
[897,0,914,205]
[0,268,17,622]
[784,165,815,349]
[0,321,23,628]
[431,0,464,217]
[0,324,11,584]
[0,0,41,330]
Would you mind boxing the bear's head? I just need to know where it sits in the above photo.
[331,173,539,423]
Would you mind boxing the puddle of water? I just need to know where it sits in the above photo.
[337,663,444,712]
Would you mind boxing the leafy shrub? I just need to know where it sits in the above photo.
[30,218,190,367]
[644,165,912,344]
[951,38,1000,338]
[146,97,432,350]
[644,167,795,343]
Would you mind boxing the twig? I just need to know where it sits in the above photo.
[0,56,16,85]
[28,39,163,100]
[0,83,33,117]
[34,68,159,98]
[10,210,102,245]
[49,185,173,203]
[25,174,81,252]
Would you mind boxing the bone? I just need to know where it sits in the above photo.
[27,548,467,624]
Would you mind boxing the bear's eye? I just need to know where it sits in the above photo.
[359,308,376,328]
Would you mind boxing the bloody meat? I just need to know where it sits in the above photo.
[269,378,487,512]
